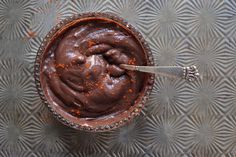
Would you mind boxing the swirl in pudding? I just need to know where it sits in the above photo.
[40,18,147,118]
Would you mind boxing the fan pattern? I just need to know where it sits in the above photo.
[0,0,235,156]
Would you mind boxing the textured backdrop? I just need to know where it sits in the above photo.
[0,0,236,156]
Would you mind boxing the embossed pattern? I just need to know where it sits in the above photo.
[0,0,235,157]
[186,0,226,37]
[0,0,33,39]
[184,37,227,76]
[107,0,148,35]
[108,115,148,154]
[30,1,72,38]
[146,0,188,37]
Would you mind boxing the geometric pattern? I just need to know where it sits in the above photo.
[0,75,36,114]
[147,37,188,66]
[147,77,189,116]
[185,0,226,37]
[146,0,188,38]
[146,115,187,154]
[108,115,148,154]
[0,0,235,156]
[184,78,227,116]
[185,115,225,154]
[184,37,227,77]
[0,0,33,39]
[107,0,148,35]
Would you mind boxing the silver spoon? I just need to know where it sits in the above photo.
[120,64,200,82]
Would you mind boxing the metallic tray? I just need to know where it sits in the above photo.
[0,0,235,156]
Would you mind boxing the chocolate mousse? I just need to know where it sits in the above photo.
[39,14,150,120]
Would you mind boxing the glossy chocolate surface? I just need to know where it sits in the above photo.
[40,18,148,119]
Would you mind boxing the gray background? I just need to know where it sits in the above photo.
[0,0,236,156]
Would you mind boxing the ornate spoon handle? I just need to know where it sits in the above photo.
[120,64,199,82]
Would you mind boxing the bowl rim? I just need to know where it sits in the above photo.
[34,12,155,132]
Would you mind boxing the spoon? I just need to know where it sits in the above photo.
[120,64,200,82]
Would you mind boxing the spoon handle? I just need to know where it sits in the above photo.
[120,64,199,82]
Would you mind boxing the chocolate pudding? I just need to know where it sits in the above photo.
[39,14,151,123]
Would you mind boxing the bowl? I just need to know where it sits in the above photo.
[34,12,154,132]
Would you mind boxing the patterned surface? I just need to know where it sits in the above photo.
[0,0,235,156]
